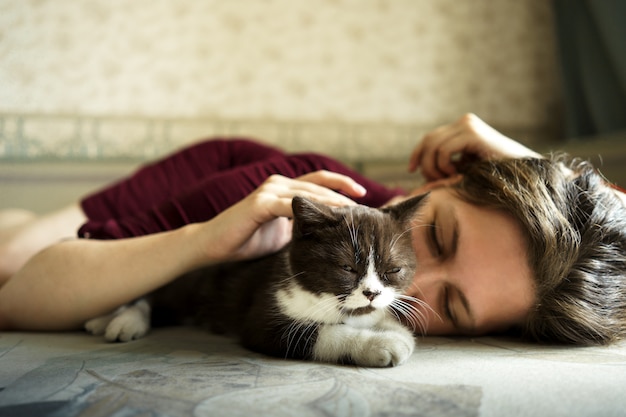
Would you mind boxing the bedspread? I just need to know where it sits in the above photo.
[1,327,625,417]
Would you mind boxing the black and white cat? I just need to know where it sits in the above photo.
[86,195,426,367]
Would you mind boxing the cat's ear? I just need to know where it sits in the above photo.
[291,196,341,237]
[381,194,428,223]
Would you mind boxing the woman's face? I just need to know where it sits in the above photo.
[406,187,535,336]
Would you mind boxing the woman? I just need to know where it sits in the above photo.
[1,114,625,345]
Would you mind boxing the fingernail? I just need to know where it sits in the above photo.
[354,184,367,195]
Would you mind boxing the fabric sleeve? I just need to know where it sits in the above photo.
[79,142,404,240]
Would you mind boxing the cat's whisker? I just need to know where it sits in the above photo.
[283,320,319,359]
[281,295,341,357]
[277,271,306,286]
[393,294,434,335]
[390,298,427,335]
[286,295,341,328]
[344,209,361,262]
[281,310,316,356]
[392,307,422,336]
[389,223,427,253]
[397,305,426,336]
[387,305,406,327]
[397,293,439,319]
[403,283,443,325]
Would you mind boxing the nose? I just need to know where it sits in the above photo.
[407,268,449,333]
[410,269,442,307]
[362,289,381,301]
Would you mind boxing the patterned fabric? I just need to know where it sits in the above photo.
[1,328,625,417]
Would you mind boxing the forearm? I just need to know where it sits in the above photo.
[0,223,209,331]
[0,171,365,331]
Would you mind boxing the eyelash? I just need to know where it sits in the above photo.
[429,221,442,258]
[430,220,456,326]
[443,285,454,323]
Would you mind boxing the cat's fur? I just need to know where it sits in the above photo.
[86,195,425,367]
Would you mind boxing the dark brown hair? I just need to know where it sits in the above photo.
[453,155,626,345]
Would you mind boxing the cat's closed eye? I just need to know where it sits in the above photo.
[382,267,402,282]
[341,264,357,273]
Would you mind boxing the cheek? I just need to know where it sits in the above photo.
[406,270,437,302]
[422,317,455,336]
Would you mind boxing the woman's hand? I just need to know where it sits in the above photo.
[408,113,542,181]
[199,171,367,262]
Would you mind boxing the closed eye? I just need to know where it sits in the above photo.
[443,285,453,322]
[386,267,401,274]
[429,220,442,258]
[341,264,356,273]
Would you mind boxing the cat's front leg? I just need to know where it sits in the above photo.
[84,298,151,342]
[313,323,415,367]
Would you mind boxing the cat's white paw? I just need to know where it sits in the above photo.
[84,299,151,342]
[85,313,117,336]
[354,330,415,367]
[313,324,415,367]
[103,306,150,342]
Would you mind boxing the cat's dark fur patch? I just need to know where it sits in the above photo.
[147,195,426,366]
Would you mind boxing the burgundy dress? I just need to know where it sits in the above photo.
[78,138,404,239]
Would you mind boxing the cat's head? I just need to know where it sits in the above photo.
[287,195,426,317]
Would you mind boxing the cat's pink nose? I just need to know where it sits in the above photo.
[363,290,381,301]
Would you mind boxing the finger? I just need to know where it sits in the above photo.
[435,148,459,177]
[408,126,446,173]
[297,170,367,198]
[266,196,299,218]
[421,142,456,182]
[242,192,294,228]
[410,124,460,179]
[433,133,476,177]
[288,184,358,207]
[262,190,352,223]
[258,177,357,211]
[408,143,424,173]
[412,113,504,178]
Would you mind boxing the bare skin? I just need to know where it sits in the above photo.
[408,113,542,181]
[406,188,534,335]
[0,113,622,335]
[0,171,366,330]
[0,205,87,286]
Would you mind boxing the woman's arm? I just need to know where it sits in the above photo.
[409,113,542,181]
[0,171,366,331]
[377,113,544,206]
[0,226,205,331]
[407,113,626,207]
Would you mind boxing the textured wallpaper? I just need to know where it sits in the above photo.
[0,0,560,161]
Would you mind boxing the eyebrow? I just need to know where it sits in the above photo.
[445,206,460,258]
[435,210,458,262]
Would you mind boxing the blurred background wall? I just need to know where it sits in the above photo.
[0,0,561,162]
[0,0,623,211]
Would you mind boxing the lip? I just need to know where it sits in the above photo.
[342,305,376,316]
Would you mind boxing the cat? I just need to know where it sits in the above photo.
[85,195,426,367]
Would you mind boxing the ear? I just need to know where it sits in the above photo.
[381,193,428,224]
[291,196,341,238]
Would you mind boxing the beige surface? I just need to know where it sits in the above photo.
[0,0,560,162]
[1,327,625,417]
